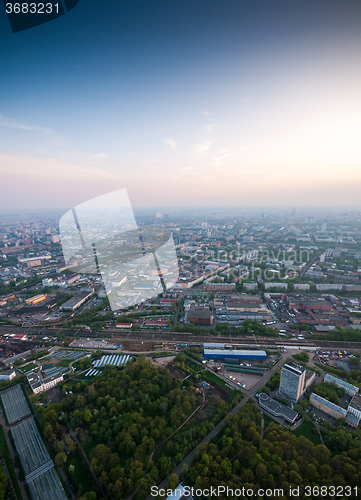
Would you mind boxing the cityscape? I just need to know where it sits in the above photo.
[0,207,361,498]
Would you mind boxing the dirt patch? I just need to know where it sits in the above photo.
[166,363,186,380]
[152,356,175,367]
[45,386,63,404]
[107,339,156,352]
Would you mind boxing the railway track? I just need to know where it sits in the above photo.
[0,326,361,350]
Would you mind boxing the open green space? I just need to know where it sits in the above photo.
[21,362,37,373]
[293,420,322,445]
[0,425,22,500]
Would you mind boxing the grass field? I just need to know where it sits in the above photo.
[293,420,322,445]
[263,413,281,429]
[0,425,22,499]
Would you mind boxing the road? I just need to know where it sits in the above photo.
[143,354,287,500]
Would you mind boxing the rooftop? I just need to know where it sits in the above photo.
[310,393,347,416]
[324,374,358,393]
[258,393,299,423]
[283,363,305,375]
[349,393,361,412]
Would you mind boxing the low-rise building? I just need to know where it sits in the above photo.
[264,282,288,290]
[60,291,93,311]
[324,374,359,397]
[310,393,347,419]
[258,393,299,423]
[187,307,213,325]
[0,369,16,381]
[294,284,311,291]
[346,393,361,427]
[25,294,46,305]
[27,371,63,394]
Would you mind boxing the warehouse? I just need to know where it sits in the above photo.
[59,290,93,311]
[1,384,31,425]
[203,348,267,360]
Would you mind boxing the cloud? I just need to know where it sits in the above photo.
[0,113,51,134]
[195,140,213,157]
[89,153,107,159]
[212,149,231,165]
[203,121,216,135]
[163,137,177,149]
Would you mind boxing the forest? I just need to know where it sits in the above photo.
[34,354,238,500]
[187,400,361,500]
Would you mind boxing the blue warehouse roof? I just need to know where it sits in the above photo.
[203,349,267,359]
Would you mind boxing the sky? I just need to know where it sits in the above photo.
[1,0,361,211]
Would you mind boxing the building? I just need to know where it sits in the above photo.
[203,348,267,360]
[166,484,194,500]
[0,369,16,381]
[279,363,306,403]
[66,273,81,285]
[186,307,213,325]
[60,291,93,311]
[324,374,359,397]
[27,371,63,394]
[116,322,132,329]
[204,282,236,292]
[243,282,258,291]
[346,393,361,427]
[25,294,46,305]
[258,393,299,423]
[264,282,288,290]
[316,284,343,291]
[294,284,311,291]
[310,393,347,419]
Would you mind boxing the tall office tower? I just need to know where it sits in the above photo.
[279,363,306,403]
[321,222,327,231]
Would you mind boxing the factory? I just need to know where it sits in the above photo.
[60,291,94,311]
[203,348,267,360]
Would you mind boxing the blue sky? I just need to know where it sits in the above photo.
[1,0,361,210]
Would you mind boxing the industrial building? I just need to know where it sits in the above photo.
[203,348,267,360]
[279,363,306,403]
[25,294,46,305]
[187,307,213,325]
[1,384,31,425]
[60,290,93,311]
[324,374,359,397]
